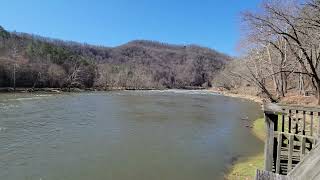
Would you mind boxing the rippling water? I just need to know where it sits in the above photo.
[0,90,263,180]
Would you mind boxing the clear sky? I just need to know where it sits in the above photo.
[0,0,261,56]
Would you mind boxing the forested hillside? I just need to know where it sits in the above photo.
[0,26,230,90]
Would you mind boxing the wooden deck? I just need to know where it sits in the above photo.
[256,103,320,180]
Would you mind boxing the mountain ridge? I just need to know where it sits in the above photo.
[0,26,231,89]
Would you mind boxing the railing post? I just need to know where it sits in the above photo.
[281,109,285,132]
[303,111,306,135]
[318,112,320,139]
[276,132,282,174]
[310,112,314,136]
[264,111,278,172]
[295,110,299,134]
[288,110,292,133]
[262,103,320,177]
[300,136,306,160]
[288,134,294,172]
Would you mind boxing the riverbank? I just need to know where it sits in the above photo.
[225,118,265,180]
[209,88,263,105]
[209,87,320,106]
[0,86,208,93]
[213,87,266,180]
[0,87,165,93]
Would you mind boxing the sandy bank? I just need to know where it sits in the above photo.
[209,88,263,104]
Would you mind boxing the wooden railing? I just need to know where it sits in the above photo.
[263,103,320,175]
[255,169,288,180]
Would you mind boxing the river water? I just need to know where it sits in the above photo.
[0,90,263,180]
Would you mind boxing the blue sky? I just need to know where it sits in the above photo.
[0,0,261,56]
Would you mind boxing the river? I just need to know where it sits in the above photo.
[0,90,263,180]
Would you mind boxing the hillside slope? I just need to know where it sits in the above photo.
[0,26,231,90]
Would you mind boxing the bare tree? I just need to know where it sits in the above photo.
[241,0,320,104]
[48,64,66,87]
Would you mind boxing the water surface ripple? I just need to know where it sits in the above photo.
[0,90,263,180]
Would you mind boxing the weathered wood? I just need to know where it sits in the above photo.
[265,113,277,171]
[318,112,320,139]
[310,112,314,136]
[274,131,316,141]
[278,103,320,113]
[294,110,299,134]
[303,111,306,135]
[274,113,279,132]
[288,110,292,133]
[262,103,320,177]
[288,134,294,172]
[263,103,285,114]
[288,143,320,179]
[300,136,306,160]
[273,114,279,171]
[276,133,283,174]
[282,111,285,132]
[255,169,288,180]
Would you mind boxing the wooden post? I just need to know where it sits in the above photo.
[281,110,285,132]
[300,136,306,160]
[272,113,279,173]
[288,134,294,172]
[276,133,282,174]
[318,112,320,139]
[288,110,292,133]
[264,112,277,172]
[303,111,306,135]
[310,112,314,136]
[295,110,299,134]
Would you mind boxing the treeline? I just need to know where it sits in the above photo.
[0,27,230,90]
[214,0,320,104]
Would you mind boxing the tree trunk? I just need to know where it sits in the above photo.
[279,71,285,97]
[267,45,280,97]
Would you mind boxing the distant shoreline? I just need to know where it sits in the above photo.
[0,87,264,106]
[0,86,207,94]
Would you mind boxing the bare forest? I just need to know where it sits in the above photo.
[0,27,230,91]
[4,0,318,105]
[214,0,320,105]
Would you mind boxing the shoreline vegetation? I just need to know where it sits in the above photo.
[0,86,206,93]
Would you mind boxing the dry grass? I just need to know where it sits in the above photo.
[280,92,317,106]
